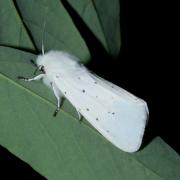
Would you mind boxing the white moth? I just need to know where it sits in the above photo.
[18,50,149,153]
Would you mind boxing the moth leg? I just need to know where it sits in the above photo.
[52,83,63,117]
[76,109,82,122]
[18,74,44,82]
[30,59,38,67]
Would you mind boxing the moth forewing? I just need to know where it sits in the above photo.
[18,50,149,153]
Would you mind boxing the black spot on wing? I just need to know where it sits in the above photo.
[82,89,85,93]
[107,112,115,115]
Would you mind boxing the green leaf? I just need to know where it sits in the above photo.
[66,0,121,57]
[15,0,90,62]
[134,138,180,180]
[0,46,180,180]
[0,0,35,50]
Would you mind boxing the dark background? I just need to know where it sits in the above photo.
[0,0,178,179]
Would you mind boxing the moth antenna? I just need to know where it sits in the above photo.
[41,21,46,55]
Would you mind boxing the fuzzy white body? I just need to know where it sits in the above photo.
[36,50,149,153]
